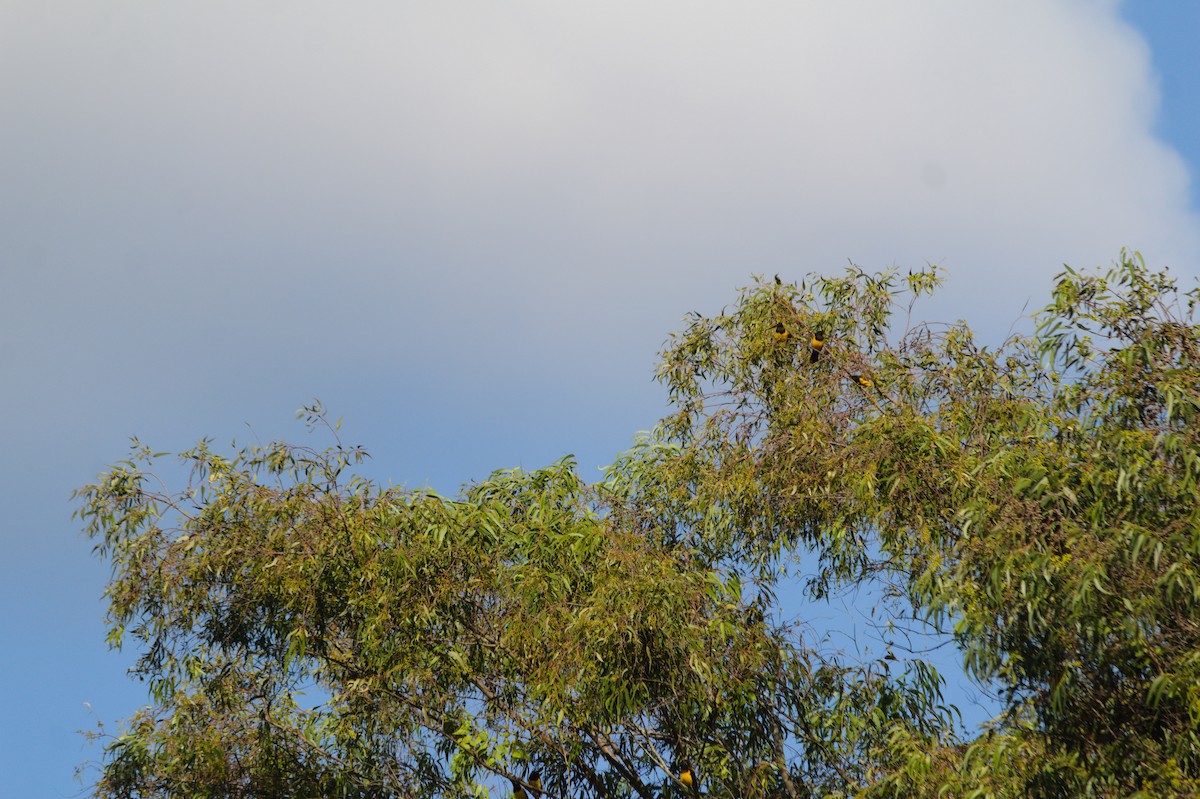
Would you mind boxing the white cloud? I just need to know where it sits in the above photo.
[1,0,1197,422]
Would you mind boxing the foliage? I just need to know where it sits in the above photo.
[78,252,1200,797]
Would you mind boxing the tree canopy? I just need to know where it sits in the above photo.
[78,252,1200,798]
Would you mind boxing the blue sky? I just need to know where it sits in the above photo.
[2,3,1199,796]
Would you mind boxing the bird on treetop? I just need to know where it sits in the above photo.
[774,321,791,342]
[809,329,826,363]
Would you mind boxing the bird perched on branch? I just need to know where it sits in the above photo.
[676,762,700,799]
[809,329,826,363]
[512,772,541,799]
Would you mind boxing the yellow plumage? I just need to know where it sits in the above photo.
[809,331,826,363]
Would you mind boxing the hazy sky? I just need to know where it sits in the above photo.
[3,3,1199,795]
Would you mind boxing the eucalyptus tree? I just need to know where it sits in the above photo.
[79,253,1200,797]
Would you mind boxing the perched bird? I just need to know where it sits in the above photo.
[511,771,541,799]
[809,330,826,363]
[774,274,782,285]
[677,763,699,799]
[773,321,791,342]
[849,373,872,387]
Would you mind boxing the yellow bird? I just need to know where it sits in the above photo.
[677,763,699,798]
[773,321,791,342]
[512,771,541,799]
[849,373,872,387]
[809,330,826,363]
